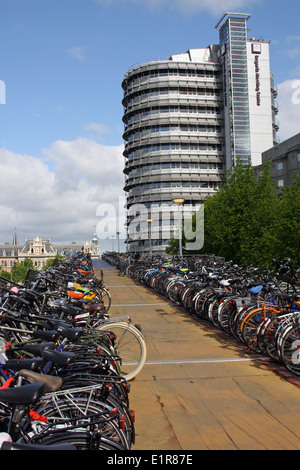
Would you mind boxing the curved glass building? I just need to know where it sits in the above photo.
[122,48,225,253]
[122,13,278,254]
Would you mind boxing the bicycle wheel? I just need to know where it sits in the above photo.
[233,305,255,343]
[31,431,127,450]
[96,322,147,381]
[279,324,300,375]
[240,308,265,352]
[208,296,224,327]
[257,315,283,362]
[35,396,131,449]
[241,307,279,352]
[92,287,111,311]
[218,298,237,334]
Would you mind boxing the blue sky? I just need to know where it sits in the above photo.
[0,0,300,249]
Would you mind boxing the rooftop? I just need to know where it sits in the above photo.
[215,12,251,30]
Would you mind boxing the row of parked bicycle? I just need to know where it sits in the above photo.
[0,253,143,450]
[103,252,300,377]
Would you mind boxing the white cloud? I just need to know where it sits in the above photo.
[66,46,89,61]
[284,36,300,61]
[0,139,126,245]
[286,36,300,44]
[171,0,260,15]
[45,137,124,188]
[277,79,300,142]
[84,122,111,137]
[93,0,260,15]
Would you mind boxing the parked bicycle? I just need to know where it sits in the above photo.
[0,252,147,450]
[104,253,300,377]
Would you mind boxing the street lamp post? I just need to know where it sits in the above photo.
[116,232,120,253]
[173,198,185,257]
[111,235,115,252]
[147,218,152,259]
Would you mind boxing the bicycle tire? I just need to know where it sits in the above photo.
[96,322,147,381]
[218,298,236,334]
[278,324,300,375]
[31,431,127,450]
[240,308,265,352]
[233,304,261,343]
[34,396,131,449]
[91,287,111,312]
[208,295,223,327]
[241,306,279,352]
[256,315,282,362]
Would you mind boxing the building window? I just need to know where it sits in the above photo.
[277,161,283,171]
[277,179,284,187]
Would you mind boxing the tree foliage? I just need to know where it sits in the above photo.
[11,258,36,283]
[0,270,11,281]
[165,233,188,256]
[200,160,300,267]
[166,160,300,267]
[0,255,66,285]
[43,255,65,270]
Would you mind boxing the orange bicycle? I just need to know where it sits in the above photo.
[239,302,281,352]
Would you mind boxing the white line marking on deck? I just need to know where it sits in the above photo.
[111,303,167,307]
[143,357,267,365]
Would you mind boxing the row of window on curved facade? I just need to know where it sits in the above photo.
[126,161,223,176]
[128,180,219,195]
[123,86,221,107]
[122,67,220,89]
[123,104,222,125]
[125,142,223,159]
[125,123,222,142]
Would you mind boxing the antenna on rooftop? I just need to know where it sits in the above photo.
[12,228,18,246]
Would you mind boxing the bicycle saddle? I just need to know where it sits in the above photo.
[0,382,45,405]
[22,342,55,356]
[5,358,44,372]
[41,349,76,366]
[32,329,60,342]
[44,320,84,340]
[82,303,105,313]
[60,304,83,316]
[18,369,62,392]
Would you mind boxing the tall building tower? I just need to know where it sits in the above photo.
[215,12,278,168]
[122,49,224,253]
[122,12,278,254]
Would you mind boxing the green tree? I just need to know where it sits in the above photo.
[165,238,179,255]
[201,160,259,263]
[200,159,283,267]
[165,232,187,256]
[276,175,300,265]
[166,162,300,268]
[237,161,280,266]
[0,270,11,281]
[11,258,36,283]
[43,255,65,270]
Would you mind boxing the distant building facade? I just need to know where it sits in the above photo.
[0,230,100,274]
[255,133,300,189]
